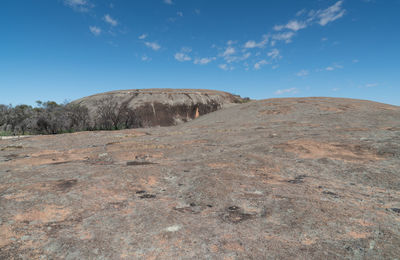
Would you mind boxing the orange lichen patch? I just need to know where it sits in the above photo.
[208,163,233,169]
[259,105,292,115]
[278,140,384,162]
[14,204,71,223]
[210,244,219,253]
[346,231,370,239]
[181,139,208,145]
[301,237,317,245]
[3,191,31,202]
[223,241,245,252]
[352,219,374,227]
[382,126,400,131]
[4,147,99,167]
[73,225,93,240]
[0,225,16,247]
[318,104,355,113]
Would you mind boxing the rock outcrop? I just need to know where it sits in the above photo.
[72,89,245,127]
[1,97,400,259]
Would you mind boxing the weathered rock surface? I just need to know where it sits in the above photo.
[1,97,400,259]
[72,89,244,127]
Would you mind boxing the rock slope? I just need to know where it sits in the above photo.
[1,97,400,259]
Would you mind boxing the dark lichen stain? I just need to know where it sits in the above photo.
[126,161,156,166]
[287,175,307,184]
[228,206,240,211]
[136,190,146,194]
[139,194,156,199]
[56,179,78,191]
[322,191,339,198]
[391,208,400,214]
[222,206,254,224]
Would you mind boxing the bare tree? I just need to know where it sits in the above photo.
[95,97,135,130]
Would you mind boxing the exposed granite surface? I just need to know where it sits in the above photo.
[1,97,400,259]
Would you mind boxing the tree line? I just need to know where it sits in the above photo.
[0,97,139,136]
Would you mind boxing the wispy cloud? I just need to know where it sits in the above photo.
[365,83,378,88]
[174,47,192,62]
[267,49,281,60]
[244,35,268,49]
[274,20,307,32]
[324,64,343,71]
[275,88,298,95]
[296,69,309,77]
[89,26,101,36]
[145,42,161,51]
[141,55,151,62]
[138,34,148,40]
[175,53,191,62]
[316,1,346,26]
[219,64,234,71]
[194,57,216,65]
[272,31,295,43]
[223,47,235,56]
[254,60,268,70]
[104,14,118,26]
[164,0,173,5]
[64,0,93,12]
[270,1,345,46]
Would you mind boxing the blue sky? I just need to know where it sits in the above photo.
[1,0,399,105]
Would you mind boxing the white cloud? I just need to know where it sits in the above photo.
[89,26,101,36]
[138,34,148,40]
[254,60,268,70]
[194,57,216,65]
[242,52,251,60]
[141,55,151,62]
[244,36,268,49]
[164,0,173,5]
[177,11,183,17]
[275,88,298,95]
[145,42,161,51]
[324,64,343,71]
[272,31,295,43]
[286,20,307,31]
[274,20,307,32]
[223,47,235,56]
[267,49,280,60]
[352,59,359,63]
[296,69,309,77]
[316,1,346,26]
[219,64,234,71]
[64,0,93,12]
[104,14,118,26]
[366,83,378,88]
[174,48,192,62]
[296,9,306,17]
[174,52,191,62]
[244,41,258,48]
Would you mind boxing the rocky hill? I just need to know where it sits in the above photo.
[1,97,400,259]
[72,89,246,127]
